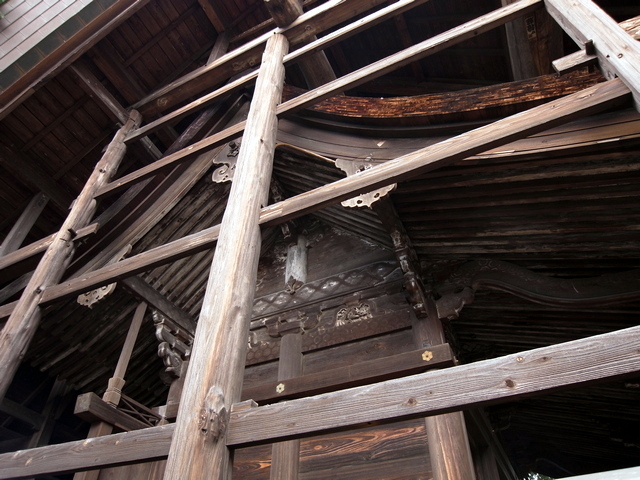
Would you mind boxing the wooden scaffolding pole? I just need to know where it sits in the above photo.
[0,111,141,401]
[74,301,147,480]
[163,32,288,479]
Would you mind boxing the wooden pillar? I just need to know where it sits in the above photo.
[163,33,288,480]
[270,321,304,480]
[0,111,141,402]
[74,301,147,480]
[413,303,476,480]
[501,0,562,80]
[264,0,337,89]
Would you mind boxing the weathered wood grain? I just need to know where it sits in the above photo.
[106,0,541,195]
[0,111,141,401]
[258,79,630,226]
[0,193,49,258]
[227,323,640,446]
[0,424,175,479]
[270,322,304,479]
[20,79,631,315]
[132,0,402,116]
[125,0,431,143]
[121,276,195,333]
[2,324,638,477]
[74,393,149,432]
[163,33,289,480]
[545,0,640,108]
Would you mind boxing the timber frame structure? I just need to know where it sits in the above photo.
[0,0,639,478]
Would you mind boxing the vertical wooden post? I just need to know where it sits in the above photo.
[163,33,288,480]
[270,323,303,480]
[412,303,476,480]
[74,301,147,480]
[0,111,141,402]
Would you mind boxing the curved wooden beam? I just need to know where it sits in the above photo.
[283,70,604,125]
[434,259,640,319]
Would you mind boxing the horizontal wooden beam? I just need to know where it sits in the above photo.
[227,323,640,446]
[132,0,397,116]
[13,78,628,313]
[0,424,175,479]
[105,0,542,197]
[0,0,152,118]
[1,323,639,477]
[242,344,454,404]
[0,223,98,272]
[124,0,434,143]
[258,79,630,225]
[33,224,220,308]
[545,0,640,108]
[74,392,149,432]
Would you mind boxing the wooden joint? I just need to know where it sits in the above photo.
[198,386,228,443]
[266,316,306,337]
[435,287,475,321]
[103,376,126,406]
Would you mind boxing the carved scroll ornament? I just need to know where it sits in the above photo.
[433,259,640,319]
[153,310,192,383]
[335,157,396,208]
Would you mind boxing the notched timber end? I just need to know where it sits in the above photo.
[198,386,228,442]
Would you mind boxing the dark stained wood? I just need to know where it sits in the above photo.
[270,323,303,480]
[265,0,304,27]
[124,0,434,144]
[242,344,454,403]
[121,276,195,333]
[163,33,289,480]
[0,0,153,118]
[0,223,98,273]
[408,282,475,479]
[132,0,414,116]
[283,70,604,125]
[74,392,149,432]
[102,0,543,197]
[69,61,128,125]
[0,193,48,257]
[104,0,542,196]
[3,321,639,477]
[0,111,141,401]
[198,0,227,33]
[502,0,563,80]
[0,143,74,211]
[21,80,631,313]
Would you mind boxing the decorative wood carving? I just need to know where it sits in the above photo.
[285,235,307,294]
[252,261,402,319]
[77,245,131,308]
[211,138,240,183]
[433,259,640,318]
[371,199,429,318]
[153,310,192,384]
[335,158,396,208]
[335,302,372,326]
